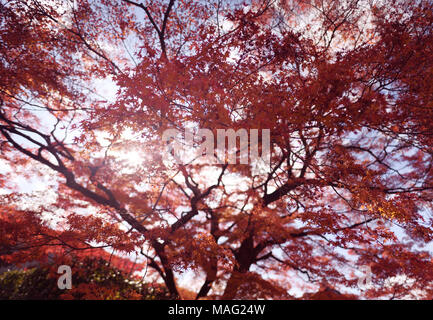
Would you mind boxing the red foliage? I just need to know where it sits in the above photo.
[1,0,433,299]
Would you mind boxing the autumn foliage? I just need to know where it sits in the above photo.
[1,0,433,300]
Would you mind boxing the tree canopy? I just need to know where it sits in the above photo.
[1,0,433,299]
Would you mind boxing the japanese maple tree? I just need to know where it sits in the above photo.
[1,0,433,299]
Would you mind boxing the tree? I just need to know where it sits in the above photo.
[1,0,433,300]
[0,256,170,300]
